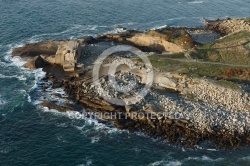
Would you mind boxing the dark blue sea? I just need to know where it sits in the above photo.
[1,0,250,165]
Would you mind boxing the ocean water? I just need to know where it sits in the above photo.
[1,0,250,165]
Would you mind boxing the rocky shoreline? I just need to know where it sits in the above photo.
[12,18,250,148]
[205,18,250,35]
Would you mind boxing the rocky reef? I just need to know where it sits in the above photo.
[12,18,250,148]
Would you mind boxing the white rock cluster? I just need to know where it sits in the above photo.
[144,79,250,134]
[220,19,250,34]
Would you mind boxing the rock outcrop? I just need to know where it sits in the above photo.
[13,40,82,72]
[127,33,184,53]
[12,40,63,57]
[206,18,250,35]
[97,28,194,53]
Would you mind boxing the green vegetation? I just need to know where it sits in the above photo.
[149,55,227,77]
[156,53,186,59]
[196,31,250,65]
[134,30,250,90]
[147,54,249,89]
[217,30,250,43]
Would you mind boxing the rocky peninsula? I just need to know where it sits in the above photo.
[12,18,250,148]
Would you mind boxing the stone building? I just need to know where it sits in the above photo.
[53,41,81,72]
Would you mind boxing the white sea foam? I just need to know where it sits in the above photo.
[148,160,182,166]
[34,68,46,80]
[185,155,224,162]
[150,25,168,30]
[50,88,68,97]
[7,55,28,69]
[41,108,76,118]
[38,108,115,139]
[27,95,31,103]
[4,42,26,62]
[76,158,93,166]
[30,68,46,90]
[90,136,100,143]
[41,90,71,107]
[188,1,203,4]
[29,24,107,41]
[239,156,250,161]
[206,148,218,151]
[0,73,27,81]
[72,115,119,140]
[117,22,136,26]
[0,97,7,105]
[0,60,13,68]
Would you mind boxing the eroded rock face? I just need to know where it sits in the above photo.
[12,40,64,57]
[13,40,82,72]
[127,33,184,53]
[97,28,194,53]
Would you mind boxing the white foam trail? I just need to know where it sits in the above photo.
[40,107,66,117]
[29,24,107,41]
[0,73,27,81]
[168,17,187,21]
[206,148,218,151]
[148,160,182,166]
[117,22,136,26]
[185,155,224,162]
[150,25,168,30]
[0,61,11,67]
[239,156,250,161]
[188,1,203,4]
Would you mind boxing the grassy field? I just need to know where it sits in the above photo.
[149,55,228,77]
[196,31,250,65]
[147,54,249,89]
